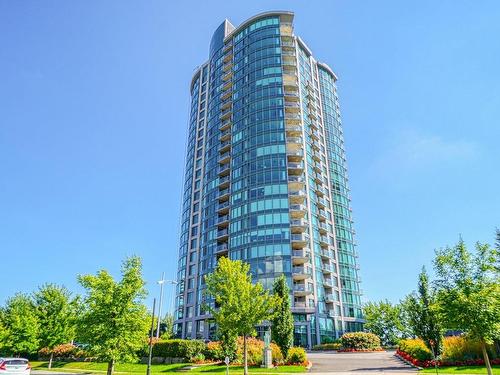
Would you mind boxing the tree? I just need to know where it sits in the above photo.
[433,238,500,375]
[77,256,150,375]
[404,267,444,357]
[271,275,294,357]
[495,228,500,252]
[159,314,174,339]
[0,293,39,355]
[204,257,278,375]
[363,300,408,346]
[34,284,78,368]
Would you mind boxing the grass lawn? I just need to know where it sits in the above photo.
[31,361,307,374]
[420,365,500,375]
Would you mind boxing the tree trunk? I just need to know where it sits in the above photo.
[243,335,248,375]
[48,352,54,369]
[107,359,115,375]
[481,340,492,375]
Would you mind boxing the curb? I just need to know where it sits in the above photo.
[394,352,423,370]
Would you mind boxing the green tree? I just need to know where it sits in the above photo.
[159,313,174,339]
[204,257,278,375]
[404,267,444,357]
[271,275,294,357]
[34,284,78,368]
[0,293,39,355]
[434,238,500,375]
[77,256,150,375]
[363,300,408,346]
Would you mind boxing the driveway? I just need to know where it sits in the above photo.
[308,350,416,374]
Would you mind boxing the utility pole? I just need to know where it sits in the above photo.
[156,272,165,338]
[146,298,156,375]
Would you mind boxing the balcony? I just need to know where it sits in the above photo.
[292,266,312,280]
[217,214,229,228]
[322,264,335,275]
[317,196,327,209]
[288,175,305,187]
[222,60,233,72]
[311,150,321,161]
[290,218,308,232]
[293,301,315,313]
[320,249,331,260]
[285,102,300,112]
[280,23,293,36]
[291,233,309,248]
[313,172,323,184]
[217,201,230,214]
[223,41,232,52]
[323,279,334,288]
[216,243,229,254]
[218,189,230,202]
[318,221,328,234]
[293,284,313,296]
[286,149,303,162]
[310,120,319,131]
[292,249,310,265]
[219,129,231,142]
[221,88,232,101]
[217,228,229,240]
[220,107,232,121]
[219,118,232,131]
[218,174,230,187]
[287,162,304,175]
[219,139,231,153]
[222,70,232,82]
[319,235,330,248]
[218,151,230,164]
[285,123,302,135]
[288,190,306,204]
[287,136,303,146]
[318,209,327,221]
[223,51,233,63]
[315,184,325,196]
[220,98,231,110]
[218,164,230,177]
[285,113,301,125]
[290,204,307,218]
[283,74,298,88]
[325,294,335,303]
[281,40,295,50]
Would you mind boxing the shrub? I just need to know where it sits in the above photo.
[441,336,493,361]
[398,338,432,361]
[152,339,205,361]
[38,344,87,359]
[204,341,225,361]
[232,337,283,365]
[312,343,341,351]
[340,332,381,350]
[286,347,307,365]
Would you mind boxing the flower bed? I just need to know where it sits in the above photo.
[396,349,500,368]
[338,348,385,353]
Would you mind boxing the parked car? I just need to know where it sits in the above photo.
[0,358,31,375]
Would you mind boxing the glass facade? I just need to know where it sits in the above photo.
[174,11,363,347]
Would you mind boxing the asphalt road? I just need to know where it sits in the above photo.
[307,350,416,374]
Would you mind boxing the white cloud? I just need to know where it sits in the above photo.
[372,129,478,174]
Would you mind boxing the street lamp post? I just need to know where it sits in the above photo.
[155,274,178,338]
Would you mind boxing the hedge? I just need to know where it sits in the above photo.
[152,339,205,361]
[340,332,381,350]
[312,343,342,351]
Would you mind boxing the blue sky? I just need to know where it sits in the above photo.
[1,1,499,311]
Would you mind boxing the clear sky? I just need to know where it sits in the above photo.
[1,1,499,311]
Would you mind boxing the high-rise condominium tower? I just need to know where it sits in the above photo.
[174,11,362,348]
